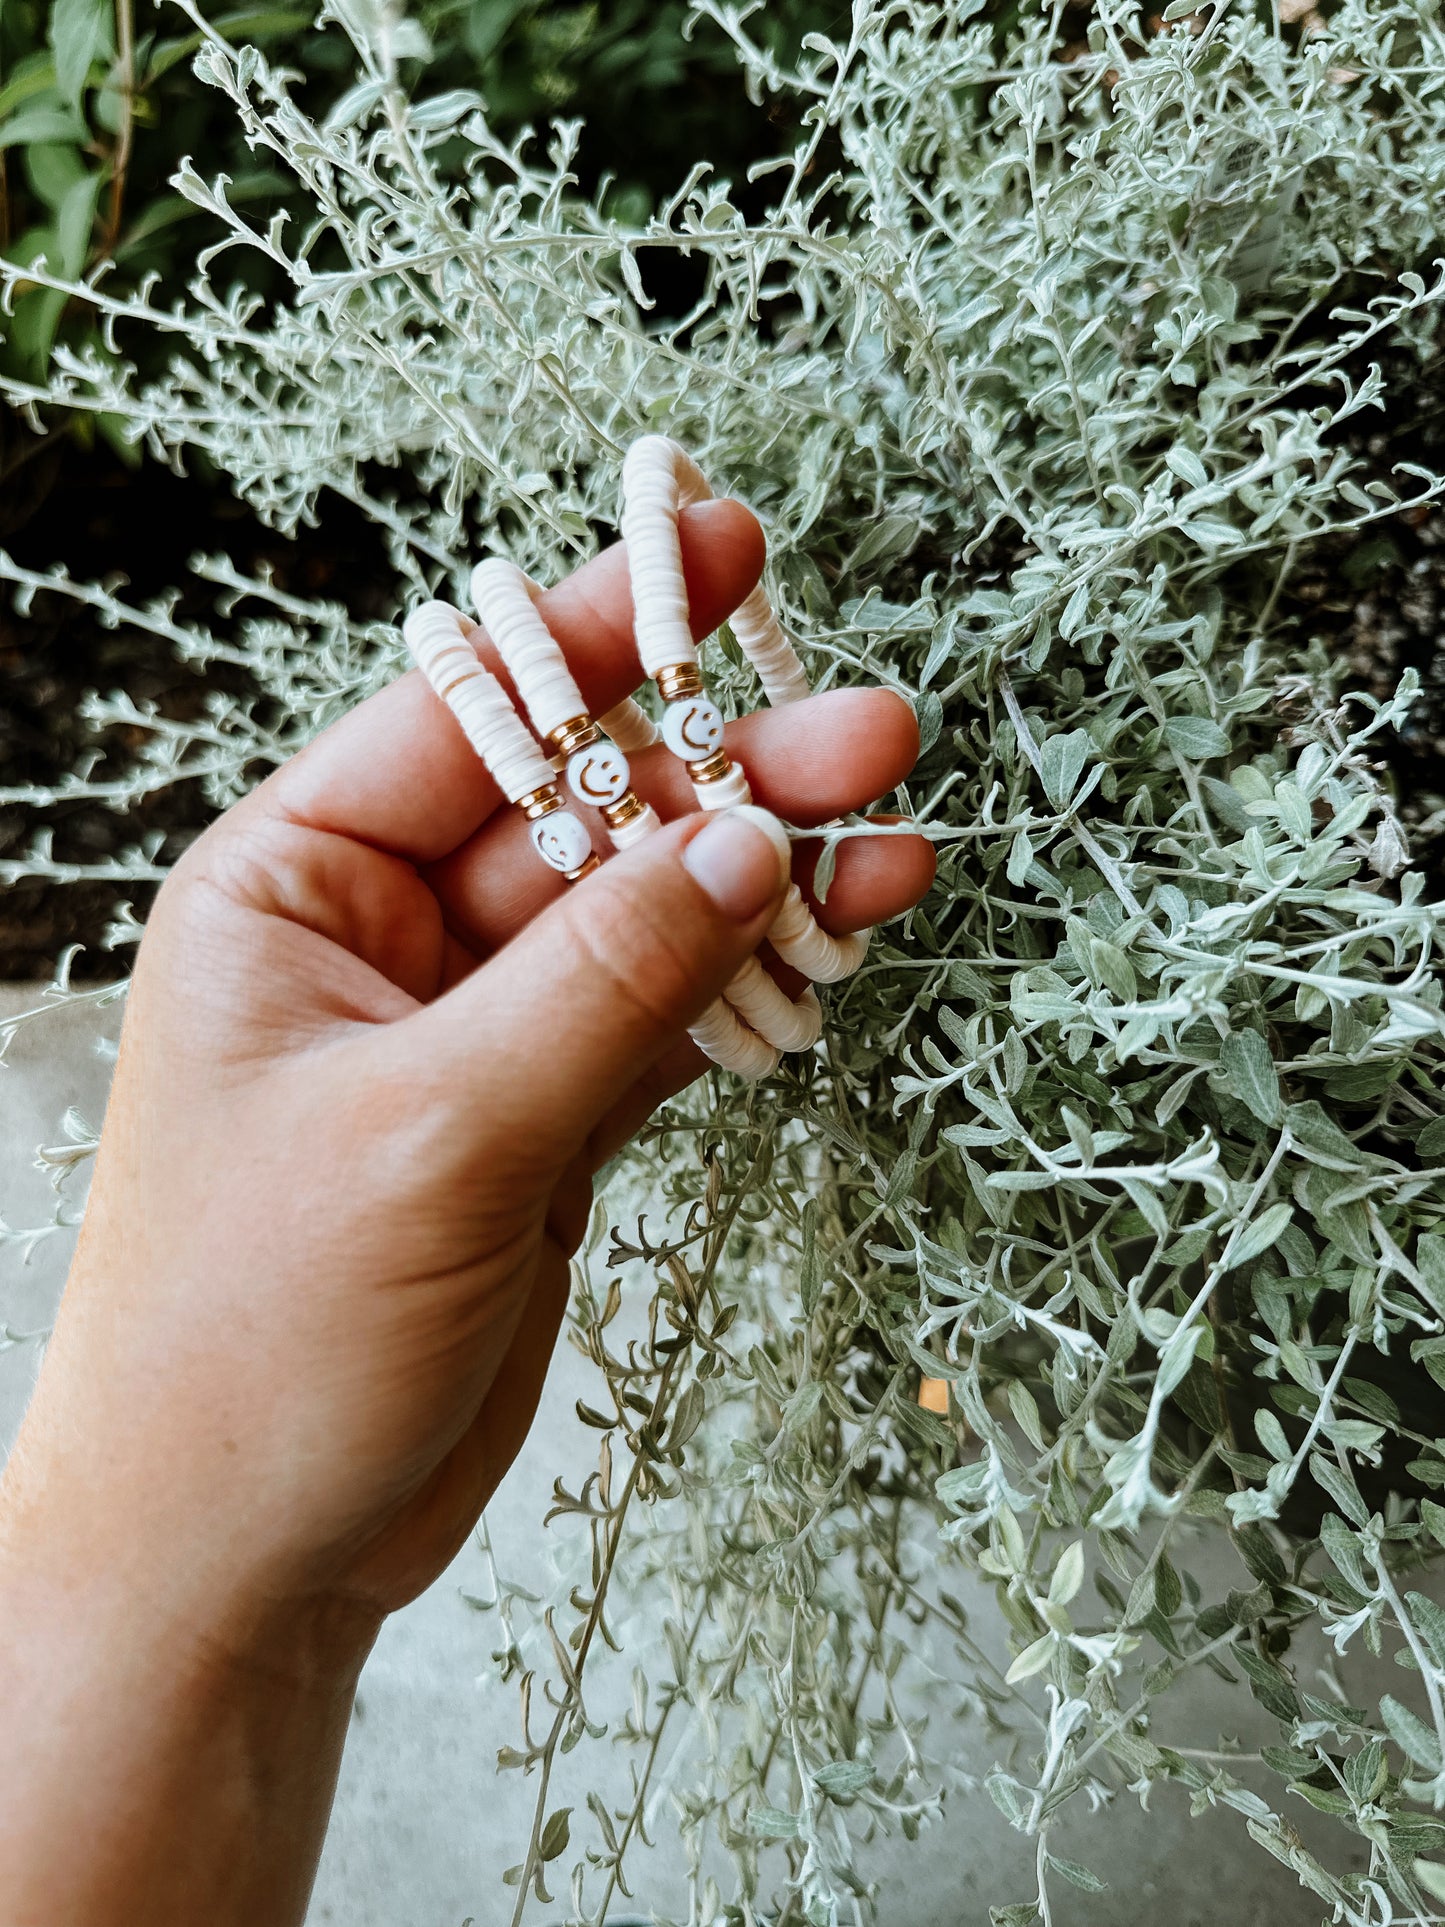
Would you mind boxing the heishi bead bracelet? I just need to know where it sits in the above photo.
[402,600,599,882]
[468,556,820,1069]
[404,590,781,1078]
[401,435,872,1079]
[619,435,871,987]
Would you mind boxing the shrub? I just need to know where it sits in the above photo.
[6,1,1445,1920]
[0,0,831,405]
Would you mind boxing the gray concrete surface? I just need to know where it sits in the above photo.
[0,983,1379,1925]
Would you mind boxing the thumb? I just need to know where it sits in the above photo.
[417,806,792,1158]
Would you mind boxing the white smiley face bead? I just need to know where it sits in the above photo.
[662,696,724,761]
[531,809,594,874]
[566,742,630,808]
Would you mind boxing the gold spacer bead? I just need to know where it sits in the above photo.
[565,852,603,882]
[518,785,563,821]
[655,662,704,703]
[687,747,734,784]
[547,715,598,760]
[601,791,647,830]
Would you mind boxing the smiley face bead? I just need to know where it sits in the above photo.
[661,696,724,762]
[530,809,595,876]
[566,741,630,808]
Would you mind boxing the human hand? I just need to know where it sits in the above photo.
[1,499,931,1663]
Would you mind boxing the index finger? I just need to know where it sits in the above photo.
[243,497,766,863]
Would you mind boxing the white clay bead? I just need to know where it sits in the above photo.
[530,810,594,874]
[730,582,811,706]
[693,762,754,812]
[616,436,873,998]
[469,558,589,746]
[724,958,822,1053]
[621,437,709,678]
[687,997,781,1081]
[608,803,661,850]
[661,696,725,762]
[403,601,555,806]
[768,880,872,982]
[598,697,659,752]
[566,741,630,807]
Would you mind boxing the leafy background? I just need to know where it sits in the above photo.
[0,0,835,971]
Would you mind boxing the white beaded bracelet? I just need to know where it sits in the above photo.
[402,600,600,882]
[619,435,871,982]
[400,436,873,1081]
[468,558,820,1072]
[469,559,661,853]
[407,594,777,1077]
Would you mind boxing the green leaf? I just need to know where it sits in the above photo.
[1164,714,1230,760]
[1004,1633,1055,1684]
[1166,443,1209,488]
[1309,1453,1369,1529]
[1156,1321,1203,1400]
[1089,936,1137,1002]
[1216,1028,1281,1125]
[538,1806,572,1861]
[1382,1695,1444,1773]
[1318,1513,1371,1596]
[747,1805,799,1838]
[1345,1738,1386,1804]
[1416,1233,1445,1319]
[1049,1540,1085,1607]
[1255,1407,1289,1462]
[1285,1100,1367,1167]
[907,688,943,764]
[49,0,110,108]
[1008,1377,1046,1450]
[1046,1853,1106,1893]
[1407,1590,1445,1673]
[1421,1498,1445,1551]
[52,167,101,277]
[0,102,86,147]
[814,1759,873,1798]
[1226,1202,1293,1270]
[1038,728,1092,809]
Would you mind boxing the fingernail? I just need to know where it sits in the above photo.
[683,807,791,921]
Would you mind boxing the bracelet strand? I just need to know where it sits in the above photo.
[619,435,872,981]
[402,600,599,882]
[468,559,817,1071]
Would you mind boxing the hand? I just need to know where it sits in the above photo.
[0,500,932,1927]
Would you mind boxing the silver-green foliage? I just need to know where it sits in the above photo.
[8,0,1445,1919]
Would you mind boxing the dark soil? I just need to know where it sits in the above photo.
[0,415,394,978]
[1283,406,1445,891]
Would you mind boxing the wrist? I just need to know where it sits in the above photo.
[0,1456,379,1927]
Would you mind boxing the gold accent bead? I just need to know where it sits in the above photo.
[518,784,563,820]
[601,791,647,830]
[686,747,734,784]
[547,715,598,759]
[565,852,603,882]
[655,662,704,703]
